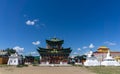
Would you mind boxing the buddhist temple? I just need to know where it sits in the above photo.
[37,37,72,64]
[97,46,109,53]
[93,46,120,62]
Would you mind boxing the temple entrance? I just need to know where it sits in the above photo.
[50,56,60,64]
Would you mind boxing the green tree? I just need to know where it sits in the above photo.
[5,48,16,56]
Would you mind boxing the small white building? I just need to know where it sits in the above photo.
[7,53,23,65]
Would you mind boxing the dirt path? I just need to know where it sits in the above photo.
[0,66,96,74]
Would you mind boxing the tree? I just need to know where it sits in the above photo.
[5,48,16,56]
[80,55,87,60]
[74,55,87,63]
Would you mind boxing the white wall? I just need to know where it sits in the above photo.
[7,58,19,65]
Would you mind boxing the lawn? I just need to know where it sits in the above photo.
[85,66,120,74]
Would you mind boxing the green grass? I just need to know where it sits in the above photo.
[32,64,39,66]
[85,66,120,74]
[0,64,9,67]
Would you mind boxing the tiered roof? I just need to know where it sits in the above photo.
[46,38,64,45]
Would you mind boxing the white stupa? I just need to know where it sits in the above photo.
[84,51,100,66]
[101,50,120,66]
[7,53,23,65]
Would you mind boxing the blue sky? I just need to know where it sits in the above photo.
[0,0,120,56]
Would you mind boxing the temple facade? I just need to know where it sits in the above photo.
[37,38,72,64]
[93,46,120,62]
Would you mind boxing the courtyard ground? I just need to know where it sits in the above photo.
[0,65,95,74]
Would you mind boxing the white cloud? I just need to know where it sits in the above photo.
[77,48,81,51]
[30,51,39,56]
[35,23,46,29]
[26,19,38,25]
[13,46,24,54]
[89,43,95,49]
[82,46,88,49]
[30,51,36,54]
[104,41,116,46]
[33,19,38,22]
[73,52,78,55]
[26,20,35,25]
[30,51,38,55]
[32,41,40,45]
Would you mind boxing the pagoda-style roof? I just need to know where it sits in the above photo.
[37,47,72,54]
[37,37,72,58]
[98,46,109,49]
[46,38,64,44]
[50,38,62,42]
